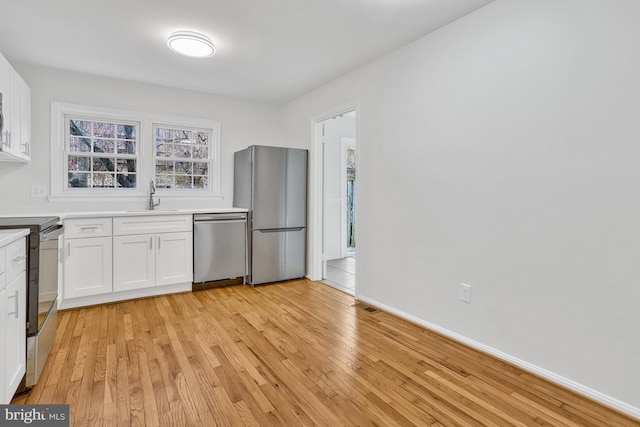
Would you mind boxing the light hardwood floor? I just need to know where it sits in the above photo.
[13,279,639,426]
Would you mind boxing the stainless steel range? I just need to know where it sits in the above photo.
[0,216,63,391]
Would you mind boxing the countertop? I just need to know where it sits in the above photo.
[0,229,30,247]
[0,208,248,221]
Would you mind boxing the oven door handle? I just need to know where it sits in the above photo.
[40,224,64,241]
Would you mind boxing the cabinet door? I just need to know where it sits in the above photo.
[4,271,26,401]
[9,71,22,158]
[19,80,30,160]
[64,237,113,299]
[0,54,12,153]
[113,234,155,292]
[0,54,30,162]
[0,287,6,404]
[156,232,192,286]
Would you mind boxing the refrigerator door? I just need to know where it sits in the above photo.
[251,228,306,284]
[252,146,307,229]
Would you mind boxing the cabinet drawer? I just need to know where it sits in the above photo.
[65,217,112,238]
[5,238,27,284]
[113,215,192,235]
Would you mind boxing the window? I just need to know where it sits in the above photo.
[51,102,221,200]
[153,125,211,190]
[66,118,139,189]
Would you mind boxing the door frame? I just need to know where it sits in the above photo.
[309,104,358,287]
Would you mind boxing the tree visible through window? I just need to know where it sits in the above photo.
[66,118,138,189]
[154,126,211,190]
[346,147,356,250]
[53,102,220,198]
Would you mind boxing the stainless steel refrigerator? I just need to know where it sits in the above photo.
[234,145,307,285]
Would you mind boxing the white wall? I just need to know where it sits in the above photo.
[0,63,286,215]
[284,0,640,415]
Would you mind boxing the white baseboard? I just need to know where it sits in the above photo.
[59,282,192,310]
[358,295,640,420]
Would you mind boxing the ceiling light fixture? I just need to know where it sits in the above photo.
[167,31,216,58]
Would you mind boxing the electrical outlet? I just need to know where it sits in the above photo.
[30,185,48,198]
[460,283,471,303]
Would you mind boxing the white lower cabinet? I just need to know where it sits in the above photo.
[0,245,6,404]
[4,271,26,400]
[113,234,155,292]
[156,232,193,286]
[1,235,27,404]
[114,231,192,291]
[64,236,113,299]
[0,286,5,405]
[61,214,193,308]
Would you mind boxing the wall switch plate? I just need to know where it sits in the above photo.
[31,184,48,198]
[460,283,471,303]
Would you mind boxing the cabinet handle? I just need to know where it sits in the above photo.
[80,226,99,231]
[150,236,153,250]
[12,255,26,265]
[14,290,19,318]
[157,236,161,250]
[8,290,19,318]
[68,242,71,257]
[3,130,10,148]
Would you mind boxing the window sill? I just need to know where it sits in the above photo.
[47,194,224,203]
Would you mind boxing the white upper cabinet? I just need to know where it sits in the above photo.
[0,54,13,155]
[0,51,30,162]
[19,75,30,158]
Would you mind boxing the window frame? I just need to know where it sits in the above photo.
[151,122,215,193]
[50,102,221,201]
[65,116,141,191]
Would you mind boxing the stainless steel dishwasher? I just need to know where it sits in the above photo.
[193,213,247,283]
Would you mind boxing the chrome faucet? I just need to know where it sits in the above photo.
[149,180,160,210]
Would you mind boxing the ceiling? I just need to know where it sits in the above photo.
[0,0,493,104]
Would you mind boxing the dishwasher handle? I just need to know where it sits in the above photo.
[194,213,247,222]
[194,219,247,225]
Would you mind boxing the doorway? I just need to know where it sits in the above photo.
[317,109,357,294]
